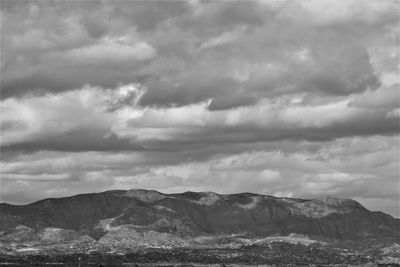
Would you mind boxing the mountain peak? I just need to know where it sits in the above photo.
[124,189,166,203]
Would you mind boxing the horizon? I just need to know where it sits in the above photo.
[1,0,399,218]
[2,187,399,219]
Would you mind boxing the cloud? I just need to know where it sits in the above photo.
[68,39,156,64]
[0,85,143,151]
[1,84,398,153]
[1,136,398,216]
[2,0,395,106]
[1,173,71,181]
[122,94,399,144]
[350,84,399,109]
[114,0,191,32]
[0,0,399,218]
[266,0,398,26]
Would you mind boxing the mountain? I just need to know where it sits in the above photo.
[1,189,399,246]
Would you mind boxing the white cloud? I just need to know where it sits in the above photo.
[273,0,397,25]
[68,39,156,64]
[1,85,396,147]
[115,95,389,141]
[0,84,146,146]
[350,84,399,109]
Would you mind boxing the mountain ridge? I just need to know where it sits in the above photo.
[1,188,398,246]
[0,189,367,209]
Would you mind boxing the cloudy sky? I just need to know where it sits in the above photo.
[0,0,399,216]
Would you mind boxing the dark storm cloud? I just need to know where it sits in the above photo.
[1,0,398,150]
[0,130,143,153]
[130,114,399,151]
[1,64,146,99]
[1,0,390,104]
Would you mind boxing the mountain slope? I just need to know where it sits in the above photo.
[1,189,399,244]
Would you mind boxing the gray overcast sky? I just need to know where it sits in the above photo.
[0,0,399,216]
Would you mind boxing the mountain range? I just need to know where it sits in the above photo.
[1,189,399,247]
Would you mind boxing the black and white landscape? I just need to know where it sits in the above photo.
[0,0,399,266]
[1,189,400,265]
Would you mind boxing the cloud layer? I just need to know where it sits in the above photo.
[1,0,399,216]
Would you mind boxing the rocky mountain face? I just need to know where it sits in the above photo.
[1,189,399,246]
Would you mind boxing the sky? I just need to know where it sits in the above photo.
[0,0,399,217]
